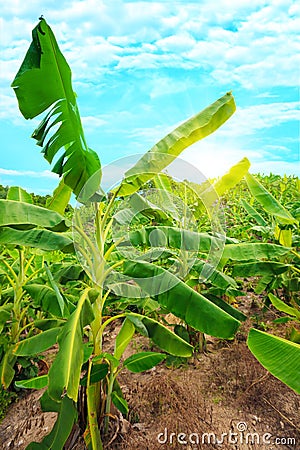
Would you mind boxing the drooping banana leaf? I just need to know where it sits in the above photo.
[14,327,61,356]
[0,348,17,388]
[213,157,251,197]
[123,352,166,372]
[245,173,297,225]
[123,261,240,339]
[247,328,300,394]
[0,200,69,231]
[117,92,236,196]
[240,199,268,226]
[188,157,251,212]
[126,313,193,356]
[0,227,73,252]
[204,293,247,322]
[24,284,69,318]
[11,18,101,199]
[268,293,300,319]
[223,242,291,261]
[232,261,290,277]
[26,395,77,450]
[191,260,238,289]
[15,375,48,390]
[113,193,172,225]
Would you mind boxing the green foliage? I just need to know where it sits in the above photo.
[247,329,300,394]
[0,386,16,422]
[4,15,299,450]
[11,19,101,200]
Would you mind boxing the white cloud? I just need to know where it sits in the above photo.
[217,102,300,137]
[82,115,108,130]
[1,0,299,91]
[251,160,300,176]
[0,168,58,178]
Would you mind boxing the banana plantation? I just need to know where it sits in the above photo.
[0,18,299,450]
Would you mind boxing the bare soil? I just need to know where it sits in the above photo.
[1,295,299,450]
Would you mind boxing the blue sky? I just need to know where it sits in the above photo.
[0,0,299,195]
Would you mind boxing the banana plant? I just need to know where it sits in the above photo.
[235,173,300,297]
[0,186,74,388]
[247,328,300,394]
[10,18,242,449]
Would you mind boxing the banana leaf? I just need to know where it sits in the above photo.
[123,352,166,372]
[0,200,69,231]
[187,157,250,209]
[247,329,300,394]
[245,173,297,225]
[11,18,101,199]
[14,327,61,356]
[26,396,77,449]
[123,261,240,339]
[268,293,300,319]
[191,260,238,289]
[24,284,69,318]
[240,199,267,226]
[127,313,193,356]
[0,227,73,252]
[232,261,290,277]
[7,186,33,204]
[48,290,94,402]
[213,157,250,196]
[46,179,72,215]
[117,92,236,196]
[223,243,291,261]
[15,375,48,390]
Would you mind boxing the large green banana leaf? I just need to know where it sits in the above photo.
[14,327,62,356]
[232,261,290,277]
[11,18,101,199]
[123,261,240,339]
[247,329,300,394]
[191,260,238,289]
[26,396,77,450]
[48,290,94,402]
[0,227,73,252]
[117,92,236,196]
[245,173,297,225]
[24,284,69,318]
[127,313,193,356]
[268,293,300,319]
[223,243,291,260]
[113,193,172,225]
[240,199,267,226]
[0,200,69,231]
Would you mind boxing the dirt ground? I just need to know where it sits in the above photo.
[1,295,299,450]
